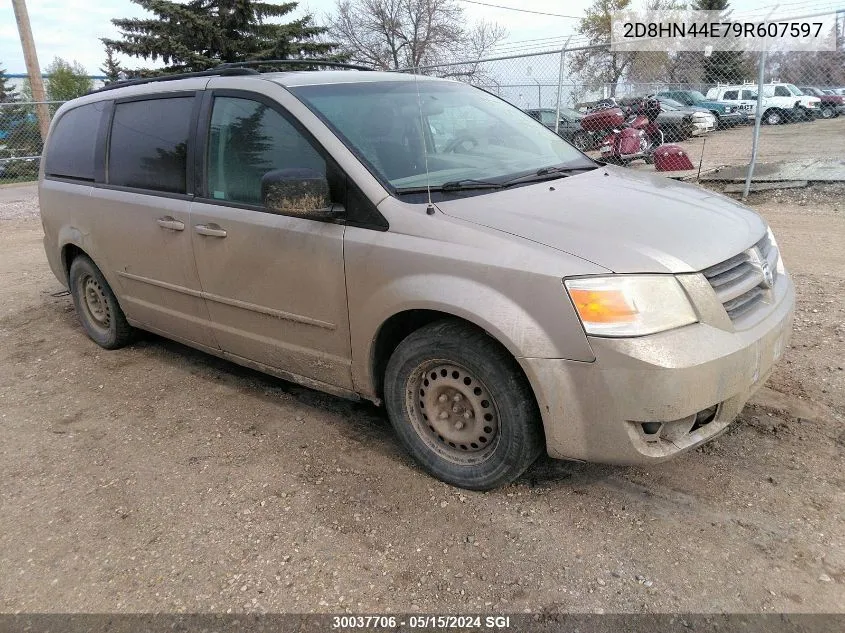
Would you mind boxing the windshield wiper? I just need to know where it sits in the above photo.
[501,165,584,187]
[439,179,504,191]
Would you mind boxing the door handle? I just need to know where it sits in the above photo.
[195,223,227,238]
[156,217,185,231]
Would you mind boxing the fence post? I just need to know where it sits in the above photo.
[554,37,572,135]
[742,50,767,201]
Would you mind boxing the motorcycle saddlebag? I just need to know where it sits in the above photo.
[654,144,694,171]
[581,107,626,131]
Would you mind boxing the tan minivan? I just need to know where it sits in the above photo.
[39,63,794,490]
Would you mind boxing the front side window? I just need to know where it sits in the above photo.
[108,97,193,194]
[45,102,105,181]
[290,80,592,192]
[741,90,758,100]
[773,86,790,97]
[786,84,803,95]
[207,97,327,206]
[723,90,739,100]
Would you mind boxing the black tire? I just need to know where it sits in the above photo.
[764,109,783,125]
[571,131,591,151]
[384,320,544,490]
[68,254,135,350]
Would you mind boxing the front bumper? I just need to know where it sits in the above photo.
[520,272,795,464]
[690,119,716,135]
[716,111,746,126]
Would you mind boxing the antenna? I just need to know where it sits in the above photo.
[411,62,435,215]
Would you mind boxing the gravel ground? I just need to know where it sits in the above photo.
[0,183,843,614]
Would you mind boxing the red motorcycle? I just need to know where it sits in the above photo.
[581,98,664,165]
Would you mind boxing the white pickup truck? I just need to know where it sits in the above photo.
[705,83,821,125]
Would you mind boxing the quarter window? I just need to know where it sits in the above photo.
[45,103,105,181]
[108,97,194,194]
[207,97,326,206]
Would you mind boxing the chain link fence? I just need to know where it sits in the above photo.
[0,101,64,185]
[409,9,845,195]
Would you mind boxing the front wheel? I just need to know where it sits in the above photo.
[571,131,591,151]
[384,320,544,490]
[820,106,835,119]
[69,254,135,349]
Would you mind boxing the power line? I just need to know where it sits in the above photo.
[456,0,582,19]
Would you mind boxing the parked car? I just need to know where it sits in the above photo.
[706,83,820,124]
[653,96,717,140]
[656,90,746,127]
[797,86,844,118]
[525,107,593,151]
[38,63,794,490]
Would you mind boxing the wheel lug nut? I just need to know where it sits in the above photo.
[454,421,465,430]
[453,393,463,402]
[438,411,449,420]
[464,410,473,419]
[438,393,448,403]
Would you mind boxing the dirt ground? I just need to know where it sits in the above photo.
[0,182,843,615]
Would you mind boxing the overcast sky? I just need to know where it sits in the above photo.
[0,0,831,75]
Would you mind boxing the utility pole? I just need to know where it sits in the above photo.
[11,0,51,141]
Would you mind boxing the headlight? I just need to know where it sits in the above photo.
[767,226,785,274]
[565,275,697,337]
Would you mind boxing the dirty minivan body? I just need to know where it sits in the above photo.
[39,67,794,490]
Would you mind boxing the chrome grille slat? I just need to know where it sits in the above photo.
[702,252,748,279]
[712,267,764,304]
[707,261,753,288]
[724,288,766,318]
[703,234,779,322]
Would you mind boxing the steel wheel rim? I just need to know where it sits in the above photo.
[406,361,500,465]
[81,275,111,330]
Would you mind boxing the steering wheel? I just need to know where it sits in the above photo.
[444,134,480,153]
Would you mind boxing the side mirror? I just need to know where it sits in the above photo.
[261,168,343,220]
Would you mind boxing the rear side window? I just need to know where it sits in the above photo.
[108,97,194,194]
[722,90,738,100]
[45,103,105,181]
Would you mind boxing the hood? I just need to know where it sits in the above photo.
[435,166,766,274]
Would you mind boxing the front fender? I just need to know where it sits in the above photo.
[349,273,596,399]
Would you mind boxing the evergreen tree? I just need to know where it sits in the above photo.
[101,47,123,83]
[102,0,337,73]
[692,0,752,85]
[0,64,19,102]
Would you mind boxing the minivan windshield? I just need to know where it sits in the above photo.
[290,80,594,192]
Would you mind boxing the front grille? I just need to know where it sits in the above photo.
[703,233,779,321]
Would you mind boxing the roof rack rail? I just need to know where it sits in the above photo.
[88,58,371,95]
[91,67,259,93]
[215,59,373,72]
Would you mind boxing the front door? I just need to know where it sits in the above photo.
[189,91,353,391]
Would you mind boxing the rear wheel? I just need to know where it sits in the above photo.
[384,320,544,490]
[69,254,135,350]
[764,109,783,125]
[820,106,835,119]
